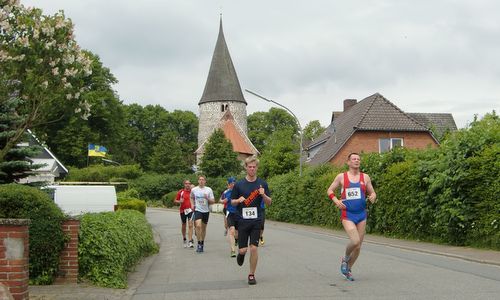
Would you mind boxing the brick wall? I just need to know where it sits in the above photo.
[55,219,80,284]
[330,131,438,166]
[0,219,30,300]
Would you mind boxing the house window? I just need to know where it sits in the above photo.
[379,138,403,153]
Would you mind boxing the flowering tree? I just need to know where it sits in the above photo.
[0,0,93,161]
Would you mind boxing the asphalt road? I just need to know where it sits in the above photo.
[131,208,500,300]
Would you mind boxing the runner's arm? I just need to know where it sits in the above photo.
[365,174,377,204]
[327,173,345,209]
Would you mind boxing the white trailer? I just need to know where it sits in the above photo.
[46,185,117,216]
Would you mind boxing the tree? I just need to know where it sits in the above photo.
[303,120,326,142]
[0,98,42,183]
[148,131,190,174]
[248,108,299,153]
[259,129,299,178]
[33,51,125,167]
[199,129,241,177]
[0,2,93,162]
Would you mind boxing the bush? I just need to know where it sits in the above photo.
[130,173,228,202]
[162,191,178,208]
[66,164,143,182]
[0,184,66,284]
[78,210,158,288]
[116,199,147,214]
[116,188,140,200]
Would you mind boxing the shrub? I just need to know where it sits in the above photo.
[116,199,146,214]
[78,210,158,288]
[66,164,143,182]
[130,173,228,202]
[162,191,178,208]
[0,184,66,284]
[116,188,140,200]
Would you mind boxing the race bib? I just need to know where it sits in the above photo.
[242,207,258,219]
[183,208,192,215]
[345,187,361,200]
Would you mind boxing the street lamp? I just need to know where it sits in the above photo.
[245,89,304,176]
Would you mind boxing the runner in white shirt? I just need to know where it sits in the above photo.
[190,175,215,253]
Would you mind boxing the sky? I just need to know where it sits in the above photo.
[22,0,500,129]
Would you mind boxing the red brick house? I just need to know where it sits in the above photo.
[305,93,457,166]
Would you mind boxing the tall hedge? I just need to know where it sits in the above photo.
[65,164,143,182]
[78,210,158,288]
[265,112,499,250]
[0,184,66,284]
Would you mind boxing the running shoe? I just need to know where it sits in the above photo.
[188,240,194,248]
[196,244,202,253]
[259,237,265,246]
[237,253,245,266]
[183,240,188,248]
[340,256,348,275]
[231,250,236,257]
[200,245,204,253]
[248,274,256,285]
[344,270,355,281]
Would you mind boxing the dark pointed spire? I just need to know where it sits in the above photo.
[199,17,246,105]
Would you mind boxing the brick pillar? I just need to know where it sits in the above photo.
[0,219,30,300]
[55,219,80,284]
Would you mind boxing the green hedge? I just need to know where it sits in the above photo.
[266,112,499,250]
[130,173,228,202]
[0,184,66,284]
[78,210,158,288]
[66,164,143,182]
[162,191,178,208]
[116,199,146,214]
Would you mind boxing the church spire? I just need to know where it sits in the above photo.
[199,17,247,105]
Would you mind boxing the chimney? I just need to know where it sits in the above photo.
[343,99,357,111]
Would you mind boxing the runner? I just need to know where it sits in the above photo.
[220,177,238,257]
[231,156,272,285]
[190,175,215,253]
[173,179,194,248]
[327,152,376,281]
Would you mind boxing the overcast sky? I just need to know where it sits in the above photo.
[23,0,500,128]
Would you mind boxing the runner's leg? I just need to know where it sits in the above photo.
[346,220,366,269]
[342,219,361,262]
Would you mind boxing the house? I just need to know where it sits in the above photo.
[17,129,68,184]
[306,93,457,166]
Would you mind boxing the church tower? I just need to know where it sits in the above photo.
[197,18,256,164]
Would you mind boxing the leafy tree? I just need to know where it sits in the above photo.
[199,129,241,177]
[148,131,190,174]
[33,51,125,167]
[0,2,93,161]
[248,108,299,153]
[303,120,325,142]
[259,129,299,178]
[165,110,198,169]
[0,98,42,183]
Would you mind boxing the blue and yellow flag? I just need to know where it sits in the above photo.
[88,144,107,157]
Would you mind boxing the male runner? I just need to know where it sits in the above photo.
[190,175,215,253]
[327,152,376,281]
[173,179,194,248]
[232,156,272,285]
[220,177,238,257]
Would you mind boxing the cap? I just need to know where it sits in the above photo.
[227,177,236,184]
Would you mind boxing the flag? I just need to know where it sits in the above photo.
[88,144,107,157]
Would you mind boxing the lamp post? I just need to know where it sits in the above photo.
[245,89,303,176]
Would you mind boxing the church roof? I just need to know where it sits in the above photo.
[195,109,258,156]
[199,18,247,105]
